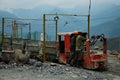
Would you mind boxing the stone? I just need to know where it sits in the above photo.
[34,61,43,67]
[14,49,30,63]
[50,63,57,66]
[117,54,120,59]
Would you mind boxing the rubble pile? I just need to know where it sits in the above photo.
[108,50,120,59]
[14,49,30,63]
[0,49,120,80]
[107,50,120,77]
[0,49,30,64]
[118,54,120,59]
[0,59,42,69]
[0,60,120,80]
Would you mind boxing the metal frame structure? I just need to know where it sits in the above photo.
[1,17,42,47]
[43,13,90,62]
[42,0,92,62]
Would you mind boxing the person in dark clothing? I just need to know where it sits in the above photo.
[70,34,76,54]
[22,41,27,54]
[23,41,26,50]
[75,33,86,67]
[69,31,86,67]
[10,36,12,46]
[68,34,76,66]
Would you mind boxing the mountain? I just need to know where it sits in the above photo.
[108,37,120,51]
[0,10,17,18]
[0,4,120,50]
[12,9,43,18]
[90,4,120,38]
[0,11,17,35]
[90,5,120,26]
[0,4,120,39]
[91,18,120,38]
[12,5,59,18]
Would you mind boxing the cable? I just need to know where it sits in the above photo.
[91,16,120,20]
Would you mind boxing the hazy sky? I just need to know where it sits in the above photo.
[0,0,120,12]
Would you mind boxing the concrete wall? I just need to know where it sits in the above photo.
[2,37,57,55]
[3,37,41,52]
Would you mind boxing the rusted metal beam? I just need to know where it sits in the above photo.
[45,14,88,17]
[43,14,46,63]
[2,17,4,47]
[88,15,90,39]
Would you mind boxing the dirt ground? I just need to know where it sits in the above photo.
[107,54,120,76]
[0,54,120,80]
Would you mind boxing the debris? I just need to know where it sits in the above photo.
[72,75,78,78]
[1,52,11,64]
[117,54,120,59]
[0,53,2,62]
[14,49,30,63]
[50,63,57,66]
[0,62,120,80]
[82,75,88,78]
[28,59,37,65]
[111,50,119,55]
[65,68,69,71]
[34,61,43,67]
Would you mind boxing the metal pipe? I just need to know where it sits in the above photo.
[43,14,46,63]
[12,20,18,38]
[2,17,4,47]
[45,14,88,16]
[88,0,91,39]
[21,26,23,39]
[4,18,54,21]
[4,18,42,21]
[55,19,58,41]
[29,23,31,39]
[88,15,90,39]
[89,0,91,15]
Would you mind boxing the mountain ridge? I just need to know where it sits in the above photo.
[0,4,120,38]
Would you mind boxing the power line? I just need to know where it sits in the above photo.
[91,16,120,21]
[3,17,55,21]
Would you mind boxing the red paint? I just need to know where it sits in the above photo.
[64,35,70,53]
[57,32,107,70]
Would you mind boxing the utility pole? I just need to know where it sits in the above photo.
[88,15,90,39]
[29,23,31,39]
[21,26,23,39]
[54,14,59,41]
[55,18,58,41]
[88,0,91,39]
[12,20,18,38]
[2,17,4,47]
[43,14,46,63]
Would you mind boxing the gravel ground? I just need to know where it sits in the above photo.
[107,54,120,76]
[0,54,120,80]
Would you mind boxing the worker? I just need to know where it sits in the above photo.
[10,36,13,50]
[68,33,76,65]
[75,32,86,67]
[22,40,27,54]
[69,31,79,66]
